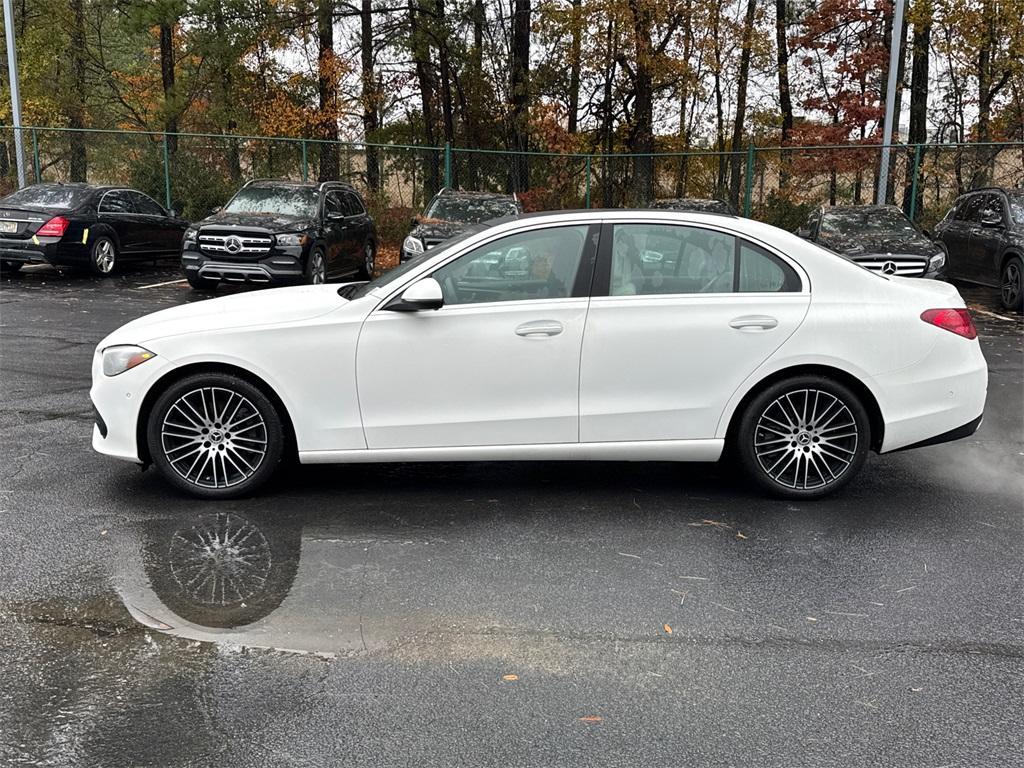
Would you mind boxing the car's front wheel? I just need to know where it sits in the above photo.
[147,373,285,499]
[736,375,870,499]
[1000,255,1023,313]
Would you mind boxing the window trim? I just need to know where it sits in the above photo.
[593,220,807,298]
[97,188,138,216]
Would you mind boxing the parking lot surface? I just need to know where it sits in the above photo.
[1,264,1022,767]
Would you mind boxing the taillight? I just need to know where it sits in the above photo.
[37,216,70,237]
[921,308,977,340]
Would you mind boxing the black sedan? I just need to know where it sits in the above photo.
[0,183,189,276]
[797,204,945,279]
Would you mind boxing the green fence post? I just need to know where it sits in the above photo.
[444,142,452,188]
[162,133,172,209]
[585,155,592,209]
[301,140,308,182]
[908,143,923,221]
[31,129,40,182]
[743,143,755,218]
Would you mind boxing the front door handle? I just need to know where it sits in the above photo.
[729,315,778,331]
[515,320,564,337]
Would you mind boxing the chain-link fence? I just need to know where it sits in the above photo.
[1,126,1021,249]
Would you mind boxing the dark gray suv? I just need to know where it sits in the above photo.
[934,188,1024,312]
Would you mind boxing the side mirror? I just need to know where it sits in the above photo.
[796,227,810,239]
[210,206,222,215]
[921,227,932,239]
[326,211,345,222]
[979,211,1003,228]
[170,200,184,217]
[410,216,420,228]
[387,277,444,312]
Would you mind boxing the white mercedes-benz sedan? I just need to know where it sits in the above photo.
[91,210,987,500]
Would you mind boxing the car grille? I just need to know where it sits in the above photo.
[198,231,273,258]
[852,255,928,277]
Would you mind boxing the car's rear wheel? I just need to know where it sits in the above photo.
[147,373,284,499]
[305,249,326,285]
[0,260,23,274]
[736,375,870,499]
[89,235,117,276]
[1000,255,1022,313]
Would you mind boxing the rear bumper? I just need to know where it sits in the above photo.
[0,237,81,265]
[182,247,306,285]
[894,413,983,452]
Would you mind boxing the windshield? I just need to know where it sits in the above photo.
[347,227,485,300]
[820,208,917,237]
[224,185,318,217]
[1,185,92,210]
[425,196,518,224]
[1009,193,1024,224]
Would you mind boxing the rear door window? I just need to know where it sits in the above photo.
[99,190,136,214]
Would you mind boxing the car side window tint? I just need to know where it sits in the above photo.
[738,241,800,292]
[324,191,344,217]
[610,223,735,295]
[957,195,984,222]
[432,225,589,306]
[130,192,165,216]
[344,192,364,216]
[99,190,135,214]
[980,194,1004,220]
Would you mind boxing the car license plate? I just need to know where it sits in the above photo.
[0,221,18,234]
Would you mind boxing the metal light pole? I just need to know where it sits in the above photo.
[876,0,907,205]
[2,0,26,187]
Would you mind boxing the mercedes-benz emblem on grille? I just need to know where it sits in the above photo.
[225,236,243,254]
[882,261,898,275]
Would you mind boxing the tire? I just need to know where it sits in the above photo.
[146,373,285,499]
[305,248,327,285]
[187,273,218,291]
[1000,255,1023,313]
[735,375,871,500]
[88,234,117,276]
[358,240,376,280]
[0,260,23,274]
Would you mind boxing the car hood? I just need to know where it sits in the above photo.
[99,286,347,348]
[820,232,937,257]
[198,211,315,232]
[409,219,473,245]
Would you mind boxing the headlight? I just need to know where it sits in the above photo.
[929,251,946,270]
[403,235,424,255]
[102,345,156,377]
[276,232,309,247]
[183,227,198,244]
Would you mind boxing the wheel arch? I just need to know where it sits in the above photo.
[998,248,1023,274]
[135,361,298,465]
[723,364,885,452]
[88,223,121,251]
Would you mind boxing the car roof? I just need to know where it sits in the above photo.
[244,178,358,192]
[821,204,902,213]
[434,188,516,201]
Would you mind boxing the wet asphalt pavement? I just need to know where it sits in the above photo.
[1,264,1022,767]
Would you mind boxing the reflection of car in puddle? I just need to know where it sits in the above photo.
[115,511,370,655]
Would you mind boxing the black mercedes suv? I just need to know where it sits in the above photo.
[401,188,522,262]
[182,180,376,289]
[934,187,1024,313]
[797,204,946,279]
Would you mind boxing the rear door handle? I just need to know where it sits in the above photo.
[515,320,564,337]
[729,315,778,331]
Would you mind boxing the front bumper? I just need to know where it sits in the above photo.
[91,350,174,464]
[182,246,307,285]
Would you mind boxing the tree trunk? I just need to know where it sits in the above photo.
[437,0,455,152]
[600,17,616,207]
[626,0,655,204]
[68,0,88,180]
[361,0,380,194]
[509,0,531,192]
[567,0,582,133]
[711,2,726,196]
[727,0,757,208]
[410,0,439,194]
[159,22,178,158]
[775,0,793,189]
[317,0,339,182]
[902,0,931,217]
